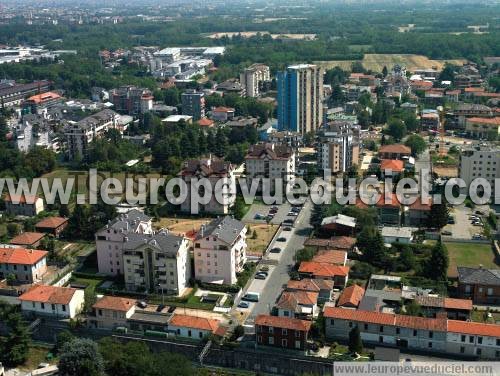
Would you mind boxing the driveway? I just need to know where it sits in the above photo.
[234,200,313,330]
[444,204,483,240]
[242,202,292,225]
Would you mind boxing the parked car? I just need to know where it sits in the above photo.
[442,230,452,236]
[137,301,147,309]
[255,214,266,220]
[270,247,282,253]
[237,301,250,308]
[277,237,287,242]
[283,227,292,231]
[255,273,267,280]
[287,212,298,216]
[242,292,260,302]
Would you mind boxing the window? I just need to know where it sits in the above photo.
[284,311,289,317]
[199,332,203,338]
[282,339,288,347]
[98,309,103,316]
[478,337,483,344]
[330,319,334,326]
[295,340,301,349]
[470,336,474,343]
[282,328,287,335]
[462,335,466,342]
[349,322,353,328]
[32,302,35,308]
[429,331,433,339]
[428,342,433,348]
[364,324,368,330]
[379,326,384,333]
[268,337,274,345]
[269,327,274,334]
[460,347,465,354]
[51,304,56,311]
[396,327,400,335]
[497,339,500,346]
[477,348,482,356]
[496,351,500,358]
[188,330,192,337]
[379,336,383,343]
[413,330,417,337]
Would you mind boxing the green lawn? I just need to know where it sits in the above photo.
[445,242,497,278]
[471,310,500,324]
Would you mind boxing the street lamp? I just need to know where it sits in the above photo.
[157,283,164,305]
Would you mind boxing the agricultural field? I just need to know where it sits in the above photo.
[315,54,467,73]
[445,242,497,278]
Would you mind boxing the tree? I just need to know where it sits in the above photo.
[59,204,70,218]
[398,246,416,271]
[404,300,423,316]
[423,240,449,281]
[387,118,407,141]
[55,330,75,354]
[357,226,387,268]
[0,302,31,366]
[7,223,20,237]
[382,65,388,77]
[348,326,363,354]
[58,338,104,376]
[294,248,315,263]
[405,134,427,156]
[427,203,449,229]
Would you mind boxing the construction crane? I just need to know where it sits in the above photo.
[437,105,446,157]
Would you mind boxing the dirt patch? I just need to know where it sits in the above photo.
[155,217,212,238]
[433,166,458,177]
[246,223,277,255]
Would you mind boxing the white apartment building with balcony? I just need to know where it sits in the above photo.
[123,231,191,296]
[459,145,500,195]
[96,209,153,276]
[194,216,247,285]
[245,142,296,193]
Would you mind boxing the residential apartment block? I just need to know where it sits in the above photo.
[245,142,295,193]
[110,85,153,115]
[181,89,205,120]
[324,307,500,359]
[255,314,312,351]
[240,63,270,98]
[194,216,247,285]
[64,109,121,160]
[316,120,359,173]
[277,64,323,134]
[459,146,500,194]
[458,266,500,305]
[96,209,153,276]
[178,157,235,215]
[123,231,191,296]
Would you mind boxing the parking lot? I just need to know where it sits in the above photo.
[443,204,489,240]
[242,202,293,225]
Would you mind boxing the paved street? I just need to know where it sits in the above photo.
[242,202,292,225]
[234,199,313,330]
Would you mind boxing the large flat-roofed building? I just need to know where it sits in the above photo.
[458,145,500,194]
[240,64,270,98]
[194,216,247,285]
[277,64,323,134]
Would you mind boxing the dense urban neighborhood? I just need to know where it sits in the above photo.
[0,0,499,375]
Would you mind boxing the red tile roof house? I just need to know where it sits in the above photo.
[414,296,472,321]
[35,217,69,237]
[323,307,500,359]
[303,236,356,251]
[10,232,46,248]
[376,193,402,226]
[286,279,334,303]
[408,197,432,227]
[3,194,44,217]
[275,291,319,320]
[211,106,235,122]
[380,159,405,178]
[89,295,136,330]
[255,314,312,351]
[168,314,221,340]
[337,284,365,309]
[0,248,48,284]
[378,144,411,160]
[312,249,348,266]
[19,284,85,319]
[298,262,349,289]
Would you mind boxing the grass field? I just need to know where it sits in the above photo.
[445,242,497,278]
[246,223,277,255]
[19,346,55,371]
[315,54,467,73]
[471,310,500,324]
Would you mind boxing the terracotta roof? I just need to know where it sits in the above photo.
[467,117,500,125]
[27,91,61,104]
[337,284,365,308]
[213,106,235,113]
[410,80,433,88]
[35,217,68,229]
[380,159,404,172]
[444,297,473,311]
[298,262,349,278]
[245,143,293,160]
[312,250,347,265]
[4,193,39,204]
[464,87,485,93]
[198,118,214,127]
[395,315,447,331]
[304,236,356,250]
[0,248,47,265]
[447,320,500,337]
[286,278,334,293]
[324,307,395,325]
[19,284,78,305]
[169,314,219,332]
[276,291,319,310]
[93,296,136,312]
[376,193,402,208]
[409,197,432,211]
[379,144,411,154]
[255,314,312,332]
[10,232,45,246]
